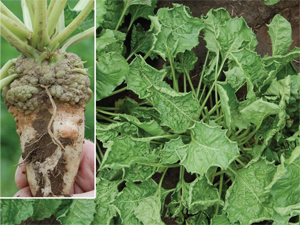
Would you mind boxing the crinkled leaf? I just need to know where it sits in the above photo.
[101,136,151,169]
[188,176,223,214]
[224,158,277,225]
[96,52,129,101]
[56,200,95,225]
[174,50,198,74]
[240,98,280,127]
[224,67,245,92]
[150,4,203,60]
[113,180,165,225]
[217,82,239,130]
[64,4,94,35]
[0,200,34,225]
[127,55,165,99]
[160,137,187,164]
[123,163,156,182]
[203,9,257,56]
[96,0,106,28]
[92,179,119,225]
[128,0,157,26]
[134,195,165,225]
[186,212,209,225]
[118,114,165,136]
[96,121,138,143]
[127,56,200,133]
[202,8,231,53]
[181,122,239,175]
[96,29,126,56]
[32,200,62,221]
[210,214,233,225]
[264,0,280,5]
[267,14,292,56]
[101,0,124,29]
[166,180,190,224]
[130,24,155,57]
[268,147,300,216]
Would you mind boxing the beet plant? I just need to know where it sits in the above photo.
[0,0,94,197]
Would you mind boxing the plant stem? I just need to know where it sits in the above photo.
[0,13,32,40]
[98,107,119,111]
[22,0,34,31]
[215,173,224,216]
[214,53,220,117]
[143,50,152,60]
[235,158,246,167]
[97,114,116,123]
[0,59,16,79]
[168,54,179,92]
[47,0,67,37]
[108,86,127,97]
[158,168,168,191]
[0,74,20,89]
[48,0,94,50]
[208,100,221,115]
[184,69,197,98]
[196,50,210,98]
[96,141,104,162]
[146,134,179,141]
[97,109,119,117]
[115,1,130,30]
[61,27,94,51]
[127,5,140,32]
[183,72,187,93]
[0,23,39,58]
[198,83,207,104]
[32,0,49,50]
[204,107,210,122]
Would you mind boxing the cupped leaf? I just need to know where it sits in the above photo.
[224,67,245,92]
[93,179,119,225]
[113,179,165,225]
[0,200,34,225]
[128,0,157,27]
[210,214,233,225]
[32,200,62,221]
[181,122,239,175]
[186,212,209,225]
[224,158,277,225]
[96,52,129,101]
[100,0,124,29]
[160,137,187,164]
[150,4,203,60]
[101,136,151,170]
[267,147,300,216]
[188,176,223,214]
[267,14,292,56]
[96,29,126,56]
[56,200,95,225]
[127,56,200,133]
[174,50,198,74]
[123,163,156,182]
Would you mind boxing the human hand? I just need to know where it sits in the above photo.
[14,140,95,197]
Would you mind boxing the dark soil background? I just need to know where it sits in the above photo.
[22,0,299,224]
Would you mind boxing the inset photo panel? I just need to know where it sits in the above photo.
[0,0,95,198]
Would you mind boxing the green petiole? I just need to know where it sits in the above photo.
[0,59,17,80]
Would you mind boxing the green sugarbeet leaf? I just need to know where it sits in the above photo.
[123,163,156,182]
[188,176,223,214]
[186,213,209,225]
[267,14,292,56]
[224,67,245,92]
[96,121,138,143]
[96,29,126,56]
[150,4,203,60]
[93,179,119,225]
[113,179,166,225]
[174,50,198,74]
[56,200,95,225]
[96,0,106,28]
[210,214,234,225]
[118,114,165,136]
[203,8,257,56]
[181,122,239,175]
[101,136,152,170]
[128,0,157,29]
[130,24,155,58]
[264,0,280,5]
[224,158,277,225]
[267,147,300,217]
[160,137,187,164]
[31,200,62,221]
[127,56,200,133]
[96,52,129,101]
[0,200,34,225]
[101,0,124,29]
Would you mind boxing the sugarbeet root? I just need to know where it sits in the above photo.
[3,52,92,197]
